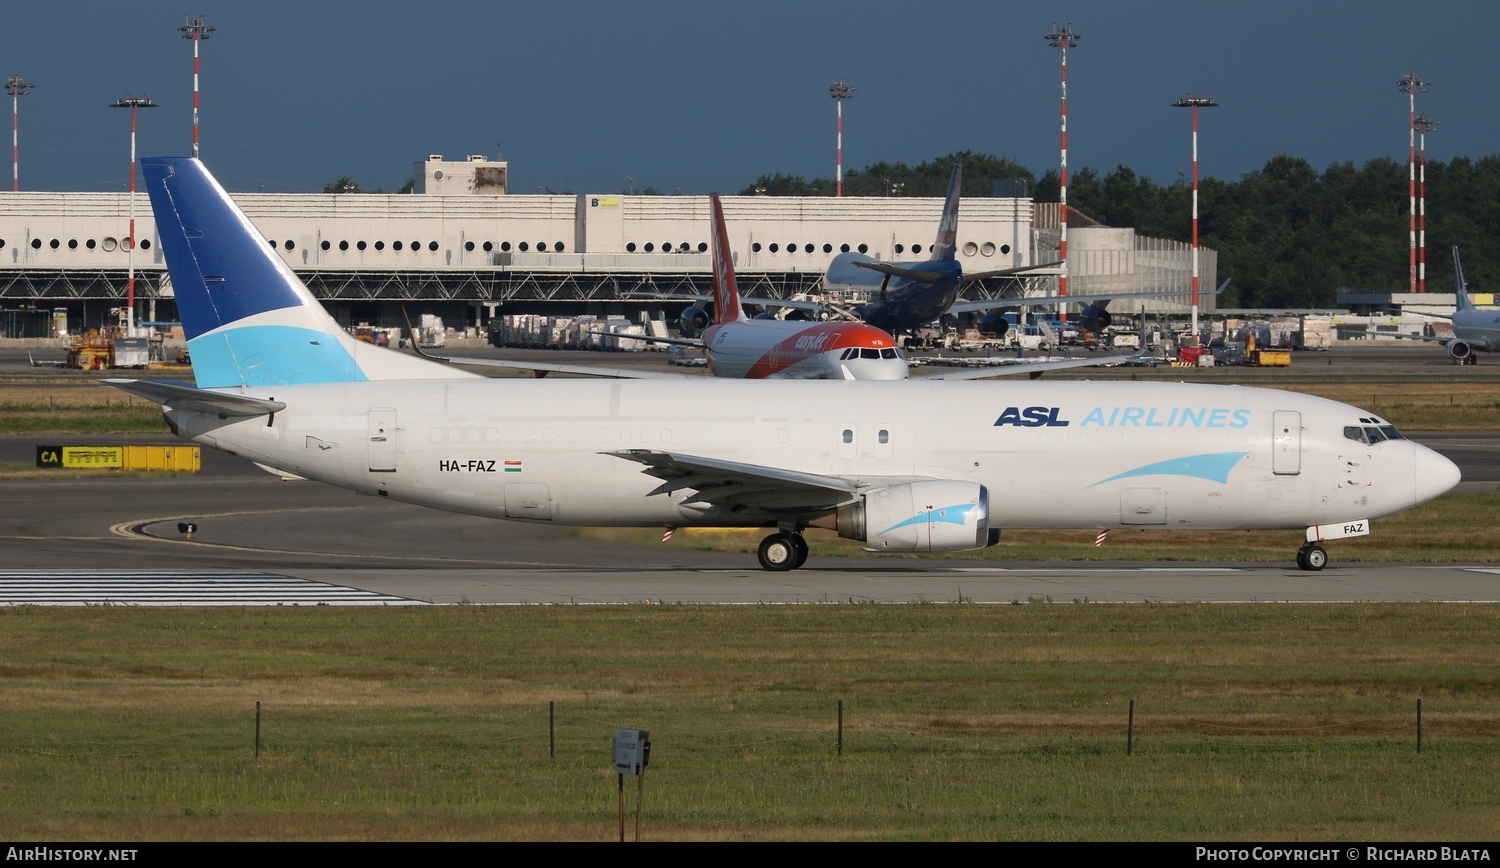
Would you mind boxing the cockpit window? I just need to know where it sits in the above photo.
[880,348,898,359]
[1347,424,1406,445]
[861,348,879,359]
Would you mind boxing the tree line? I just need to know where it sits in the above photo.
[740,151,1500,309]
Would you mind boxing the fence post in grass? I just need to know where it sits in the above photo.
[1417,698,1422,754]
[837,699,843,756]
[550,701,555,759]
[1127,699,1134,756]
[255,701,261,758]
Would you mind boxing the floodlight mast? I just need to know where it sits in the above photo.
[1172,95,1218,341]
[1046,23,1079,318]
[1398,72,1429,293]
[109,96,159,336]
[1414,113,1438,293]
[8,76,34,192]
[829,79,855,197]
[178,16,214,160]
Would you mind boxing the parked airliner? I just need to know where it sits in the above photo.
[1433,247,1499,364]
[109,158,1460,572]
[573,194,907,379]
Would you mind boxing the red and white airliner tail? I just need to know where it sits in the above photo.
[709,193,747,326]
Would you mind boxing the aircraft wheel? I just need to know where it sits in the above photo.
[789,533,809,570]
[1297,544,1327,572]
[758,533,799,572]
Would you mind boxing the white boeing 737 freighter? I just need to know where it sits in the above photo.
[108,158,1460,572]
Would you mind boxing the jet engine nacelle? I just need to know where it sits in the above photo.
[1079,304,1112,332]
[679,305,712,338]
[835,480,999,552]
[1447,339,1474,362]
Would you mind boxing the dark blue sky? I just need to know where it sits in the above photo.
[3,1,1493,194]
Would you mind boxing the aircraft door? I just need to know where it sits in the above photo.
[368,408,398,473]
[1272,411,1303,476]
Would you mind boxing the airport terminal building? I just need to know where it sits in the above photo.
[0,154,1216,335]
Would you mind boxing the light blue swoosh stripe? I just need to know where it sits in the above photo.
[881,503,976,534]
[1088,451,1248,488]
[189,325,367,388]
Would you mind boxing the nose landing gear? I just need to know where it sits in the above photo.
[1296,543,1328,572]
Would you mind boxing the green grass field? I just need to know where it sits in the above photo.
[1,604,1497,841]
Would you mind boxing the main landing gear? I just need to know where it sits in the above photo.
[758,531,809,571]
[1295,543,1328,572]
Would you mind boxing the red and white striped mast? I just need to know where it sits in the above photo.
[1414,113,1438,294]
[110,95,158,336]
[8,76,33,192]
[178,16,214,159]
[1046,23,1079,317]
[1173,94,1217,341]
[1398,72,1428,293]
[829,79,855,197]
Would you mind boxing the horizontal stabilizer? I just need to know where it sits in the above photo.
[852,260,944,284]
[102,378,285,418]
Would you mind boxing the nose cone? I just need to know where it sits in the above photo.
[1412,442,1462,504]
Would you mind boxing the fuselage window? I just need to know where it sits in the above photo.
[842,428,854,444]
[878,429,890,445]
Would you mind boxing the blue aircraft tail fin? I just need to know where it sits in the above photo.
[142,157,469,388]
[930,162,961,262]
[1453,247,1475,313]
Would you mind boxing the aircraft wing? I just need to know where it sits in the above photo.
[961,261,1064,281]
[949,278,1231,315]
[102,378,286,417]
[911,351,1143,380]
[606,449,930,512]
[594,331,707,350]
[624,290,840,319]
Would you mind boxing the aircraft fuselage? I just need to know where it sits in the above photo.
[168,378,1455,533]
